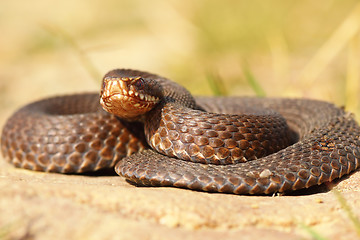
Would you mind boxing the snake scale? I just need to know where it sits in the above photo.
[1,69,360,194]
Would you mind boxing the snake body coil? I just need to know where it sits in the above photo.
[1,69,360,194]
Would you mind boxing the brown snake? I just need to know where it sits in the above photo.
[1,69,360,194]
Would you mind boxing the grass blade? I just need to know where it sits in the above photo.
[206,71,228,96]
[333,190,360,237]
[242,63,266,97]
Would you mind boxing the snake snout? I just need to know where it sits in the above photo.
[100,71,160,120]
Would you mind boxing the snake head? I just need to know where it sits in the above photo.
[100,69,161,120]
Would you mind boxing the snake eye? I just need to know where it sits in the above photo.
[134,77,145,90]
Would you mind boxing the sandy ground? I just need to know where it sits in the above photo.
[1,155,360,240]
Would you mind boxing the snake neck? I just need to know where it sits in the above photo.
[144,102,296,165]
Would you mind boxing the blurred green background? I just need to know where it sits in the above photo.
[0,0,359,124]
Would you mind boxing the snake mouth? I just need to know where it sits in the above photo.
[100,76,160,119]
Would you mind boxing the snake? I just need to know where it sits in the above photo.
[1,69,360,195]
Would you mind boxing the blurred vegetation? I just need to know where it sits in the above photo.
[0,0,359,120]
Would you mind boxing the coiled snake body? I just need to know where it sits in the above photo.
[1,69,360,194]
